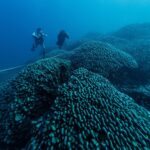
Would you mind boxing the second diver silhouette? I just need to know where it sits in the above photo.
[56,30,69,49]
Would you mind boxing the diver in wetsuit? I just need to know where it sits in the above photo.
[31,28,47,57]
[56,30,69,49]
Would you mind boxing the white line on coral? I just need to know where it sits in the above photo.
[0,65,24,73]
[0,53,67,73]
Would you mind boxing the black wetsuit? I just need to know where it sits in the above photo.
[57,31,69,49]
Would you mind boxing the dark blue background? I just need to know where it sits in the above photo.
[0,0,150,69]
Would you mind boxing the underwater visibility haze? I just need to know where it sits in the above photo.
[1,0,150,68]
[0,0,150,149]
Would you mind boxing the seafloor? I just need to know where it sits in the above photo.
[0,23,150,150]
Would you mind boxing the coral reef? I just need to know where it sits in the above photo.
[25,68,150,149]
[1,23,150,149]
[0,58,71,148]
[69,41,138,83]
[9,58,70,118]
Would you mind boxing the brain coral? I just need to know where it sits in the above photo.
[26,68,150,150]
[0,58,71,148]
[69,41,138,81]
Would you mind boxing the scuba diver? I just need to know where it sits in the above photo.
[31,28,47,58]
[56,30,69,49]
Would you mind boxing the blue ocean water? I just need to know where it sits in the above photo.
[0,0,150,69]
[1,1,150,149]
